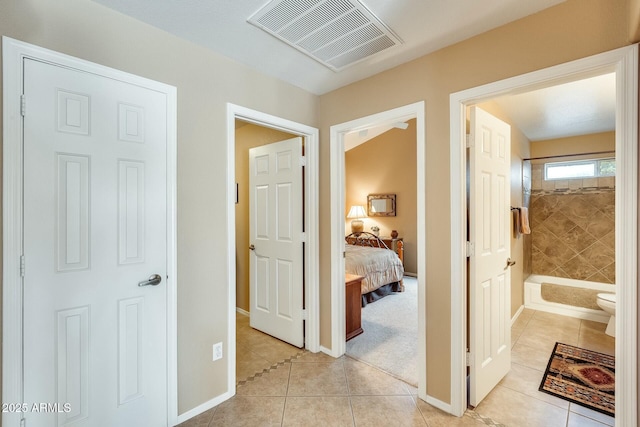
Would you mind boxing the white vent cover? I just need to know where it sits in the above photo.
[248,0,403,72]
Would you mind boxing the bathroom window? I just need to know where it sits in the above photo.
[544,158,615,180]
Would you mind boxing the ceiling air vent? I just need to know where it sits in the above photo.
[248,0,403,72]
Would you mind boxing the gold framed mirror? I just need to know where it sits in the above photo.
[367,193,396,216]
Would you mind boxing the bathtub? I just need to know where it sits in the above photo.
[524,274,613,323]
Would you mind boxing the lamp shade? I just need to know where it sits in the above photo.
[347,205,367,219]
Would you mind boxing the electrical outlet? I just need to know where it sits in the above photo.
[213,342,223,361]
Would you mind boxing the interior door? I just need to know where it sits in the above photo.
[249,137,304,348]
[23,58,168,426]
[469,106,512,406]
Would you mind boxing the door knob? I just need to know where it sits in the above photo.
[504,258,516,270]
[138,274,162,287]
[249,244,255,251]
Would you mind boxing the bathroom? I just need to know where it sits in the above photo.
[522,133,617,337]
[477,72,618,338]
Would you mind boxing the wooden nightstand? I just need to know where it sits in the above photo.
[345,273,364,341]
[380,237,404,267]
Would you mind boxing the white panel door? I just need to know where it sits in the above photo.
[23,58,168,426]
[469,106,512,406]
[249,137,304,348]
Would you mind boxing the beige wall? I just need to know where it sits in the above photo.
[318,0,630,403]
[345,119,418,274]
[0,0,318,415]
[1,0,636,418]
[477,102,532,318]
[631,0,640,42]
[530,131,615,164]
[235,123,296,312]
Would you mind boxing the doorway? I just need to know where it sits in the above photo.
[450,45,638,423]
[329,101,428,399]
[226,104,320,393]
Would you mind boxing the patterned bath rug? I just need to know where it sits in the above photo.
[539,342,615,416]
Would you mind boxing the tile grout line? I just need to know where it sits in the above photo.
[236,349,308,387]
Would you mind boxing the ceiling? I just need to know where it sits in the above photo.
[91,0,613,142]
[490,73,616,141]
[90,0,565,95]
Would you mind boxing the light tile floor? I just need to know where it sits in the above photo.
[474,309,615,427]
[178,310,615,426]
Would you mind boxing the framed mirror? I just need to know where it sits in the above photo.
[367,193,396,216]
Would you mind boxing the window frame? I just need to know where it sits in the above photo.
[543,157,615,181]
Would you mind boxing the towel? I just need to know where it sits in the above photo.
[519,207,531,235]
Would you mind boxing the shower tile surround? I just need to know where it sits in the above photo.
[529,164,615,284]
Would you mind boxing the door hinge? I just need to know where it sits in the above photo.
[302,309,307,320]
[20,255,25,277]
[300,232,306,242]
[20,94,26,117]
[299,156,306,167]
[465,241,475,257]
[466,134,472,148]
[466,351,472,366]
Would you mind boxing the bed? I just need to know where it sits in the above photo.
[345,232,405,306]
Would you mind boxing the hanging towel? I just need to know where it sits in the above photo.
[512,208,521,238]
[519,207,531,235]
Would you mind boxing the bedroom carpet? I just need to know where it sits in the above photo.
[346,276,418,387]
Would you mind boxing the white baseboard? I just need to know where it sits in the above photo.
[174,391,233,426]
[404,272,417,278]
[511,305,524,326]
[236,307,249,317]
[319,345,341,358]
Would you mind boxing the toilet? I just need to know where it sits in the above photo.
[596,293,616,337]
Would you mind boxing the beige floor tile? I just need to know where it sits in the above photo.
[236,352,274,381]
[292,351,341,363]
[236,363,291,396]
[247,338,301,364]
[282,397,354,427]
[511,340,555,372]
[475,385,568,427]
[577,322,615,356]
[416,401,488,427]
[567,411,611,427]
[499,362,569,409]
[209,396,285,427]
[287,362,349,396]
[344,358,410,396]
[516,322,579,349]
[350,396,427,426]
[569,404,614,426]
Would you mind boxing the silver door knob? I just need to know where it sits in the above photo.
[138,274,162,287]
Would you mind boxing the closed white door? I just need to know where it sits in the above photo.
[23,58,168,426]
[469,106,512,406]
[249,137,304,348]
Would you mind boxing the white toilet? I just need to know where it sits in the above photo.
[596,293,616,337]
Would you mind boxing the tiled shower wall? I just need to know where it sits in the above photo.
[529,164,615,284]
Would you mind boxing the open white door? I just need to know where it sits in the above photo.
[469,106,511,406]
[249,137,304,348]
[22,58,169,426]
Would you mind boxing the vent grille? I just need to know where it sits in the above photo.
[248,0,402,72]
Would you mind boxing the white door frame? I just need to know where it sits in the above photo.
[225,103,320,390]
[328,102,430,403]
[2,37,179,426]
[450,45,638,424]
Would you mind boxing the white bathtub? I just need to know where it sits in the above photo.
[524,274,613,323]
